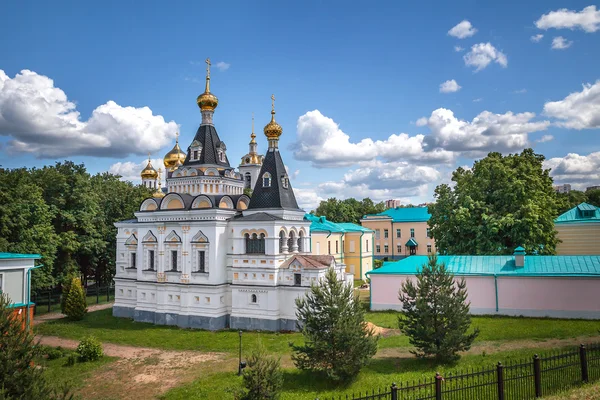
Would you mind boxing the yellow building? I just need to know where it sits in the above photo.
[555,202,600,255]
[360,206,435,260]
[305,214,374,281]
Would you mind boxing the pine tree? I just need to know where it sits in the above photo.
[398,254,479,362]
[0,294,73,399]
[64,277,87,320]
[238,345,283,400]
[291,268,378,381]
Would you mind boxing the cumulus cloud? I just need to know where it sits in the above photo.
[535,5,600,33]
[454,45,465,52]
[537,135,554,143]
[415,117,428,127]
[291,110,454,168]
[514,89,527,94]
[448,20,477,39]
[109,158,164,183]
[463,43,508,72]
[543,80,600,129]
[530,34,544,42]
[551,36,573,49]
[439,79,462,93]
[0,70,178,158]
[544,152,600,189]
[473,98,483,102]
[215,61,231,71]
[421,108,550,155]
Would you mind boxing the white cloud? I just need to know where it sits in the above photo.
[294,187,323,211]
[537,135,554,143]
[463,43,508,72]
[551,36,573,49]
[514,88,527,94]
[109,158,164,183]
[543,80,600,129]
[544,152,600,189]
[291,110,454,168]
[0,70,178,158]
[215,61,230,71]
[535,5,600,33]
[454,45,465,52]
[448,20,477,39]
[530,34,544,42]
[439,79,462,93]
[473,98,483,102]
[415,117,428,127]
[422,108,550,155]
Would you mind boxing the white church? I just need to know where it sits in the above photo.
[113,59,351,331]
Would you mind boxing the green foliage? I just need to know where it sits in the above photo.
[243,188,253,197]
[398,254,479,362]
[0,162,152,293]
[64,277,87,320]
[291,268,378,381]
[314,197,385,223]
[236,345,283,400]
[0,294,73,399]
[555,189,600,214]
[428,149,559,255]
[76,336,103,362]
[65,353,77,367]
[373,259,383,269]
[46,348,65,360]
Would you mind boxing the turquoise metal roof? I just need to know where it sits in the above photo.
[555,202,600,224]
[368,255,600,277]
[363,206,431,222]
[405,238,418,247]
[0,252,41,260]
[304,214,371,234]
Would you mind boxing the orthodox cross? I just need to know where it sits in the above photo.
[205,58,211,78]
[271,94,275,113]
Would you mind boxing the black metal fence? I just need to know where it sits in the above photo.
[318,343,600,400]
[31,283,115,315]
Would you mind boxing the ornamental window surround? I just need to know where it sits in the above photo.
[245,233,266,254]
[281,174,289,189]
[263,172,271,187]
[191,230,209,273]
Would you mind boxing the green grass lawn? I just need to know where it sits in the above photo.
[34,293,114,316]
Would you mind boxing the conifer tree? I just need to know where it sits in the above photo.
[64,277,87,320]
[239,345,283,400]
[291,268,378,381]
[0,294,72,399]
[398,254,479,361]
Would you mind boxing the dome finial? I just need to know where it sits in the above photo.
[263,94,283,146]
[196,57,219,114]
[153,168,165,198]
[250,112,256,143]
[205,57,211,92]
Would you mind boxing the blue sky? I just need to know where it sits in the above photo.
[1,1,599,209]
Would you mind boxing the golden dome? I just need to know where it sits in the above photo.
[196,58,218,111]
[152,189,165,198]
[163,133,186,171]
[264,94,283,140]
[141,155,158,180]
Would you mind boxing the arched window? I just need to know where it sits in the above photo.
[288,231,297,253]
[245,172,252,189]
[251,294,257,303]
[281,175,289,189]
[298,231,305,252]
[263,172,271,187]
[246,233,266,254]
[279,231,287,253]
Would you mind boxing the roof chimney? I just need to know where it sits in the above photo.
[513,246,526,268]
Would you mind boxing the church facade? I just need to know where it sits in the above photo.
[112,59,350,331]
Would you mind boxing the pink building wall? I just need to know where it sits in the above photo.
[370,274,600,319]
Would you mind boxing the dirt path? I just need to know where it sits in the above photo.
[34,302,114,323]
[37,334,226,399]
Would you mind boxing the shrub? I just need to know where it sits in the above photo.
[46,348,64,360]
[291,268,379,382]
[76,337,103,362]
[63,277,87,320]
[398,254,479,362]
[237,345,283,400]
[64,354,77,367]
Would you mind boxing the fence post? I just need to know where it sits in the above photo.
[497,362,505,400]
[579,344,589,383]
[47,290,51,313]
[435,373,442,400]
[96,284,100,304]
[390,383,397,400]
[533,354,542,398]
[106,285,110,302]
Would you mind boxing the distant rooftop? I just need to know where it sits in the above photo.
[555,202,600,224]
[368,254,600,277]
[0,252,41,260]
[305,214,373,234]
[361,206,431,222]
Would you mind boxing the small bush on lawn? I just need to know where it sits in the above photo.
[76,337,103,362]
[64,354,77,367]
[236,345,283,400]
[64,277,87,321]
[46,348,64,360]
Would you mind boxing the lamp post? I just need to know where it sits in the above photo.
[238,330,244,376]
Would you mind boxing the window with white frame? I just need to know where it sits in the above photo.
[427,244,432,253]
[170,250,179,272]
[396,228,401,238]
[410,228,415,238]
[375,229,380,240]
[349,241,355,253]
[130,252,137,269]
[376,245,381,253]
[263,172,271,187]
[147,250,155,271]
[197,250,206,272]
[251,294,257,303]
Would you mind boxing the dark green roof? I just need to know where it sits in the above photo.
[555,202,600,224]
[405,238,418,247]
[368,255,600,277]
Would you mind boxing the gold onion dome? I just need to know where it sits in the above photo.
[163,133,186,170]
[196,58,218,111]
[141,154,158,179]
[264,94,282,139]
